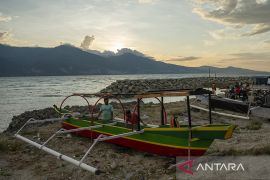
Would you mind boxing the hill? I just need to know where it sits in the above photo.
[0,44,268,76]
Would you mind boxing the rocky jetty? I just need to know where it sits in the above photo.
[4,108,60,133]
[100,77,253,95]
[253,89,270,106]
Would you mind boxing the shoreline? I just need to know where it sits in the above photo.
[0,76,255,132]
[1,76,270,179]
[1,100,270,179]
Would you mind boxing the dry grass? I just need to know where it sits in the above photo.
[246,120,262,130]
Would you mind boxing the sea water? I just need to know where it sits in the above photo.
[0,73,263,132]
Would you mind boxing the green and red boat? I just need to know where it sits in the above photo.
[62,118,234,157]
[15,88,235,174]
[61,89,235,157]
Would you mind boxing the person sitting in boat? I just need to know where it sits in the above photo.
[97,97,114,122]
[170,115,180,128]
[211,83,217,95]
[228,84,235,99]
[125,110,146,128]
[241,83,250,101]
[234,85,241,99]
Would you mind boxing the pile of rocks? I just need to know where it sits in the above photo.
[100,77,253,95]
[5,108,60,133]
[253,89,270,106]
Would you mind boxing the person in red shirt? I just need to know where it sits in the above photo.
[234,85,241,99]
[125,110,146,128]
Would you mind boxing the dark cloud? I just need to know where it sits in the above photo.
[193,0,270,36]
[80,35,94,49]
[167,56,200,62]
[264,40,270,44]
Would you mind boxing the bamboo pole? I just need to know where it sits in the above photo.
[137,98,141,131]
[209,92,212,124]
[161,97,164,125]
[190,105,250,119]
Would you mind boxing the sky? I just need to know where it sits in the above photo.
[0,0,270,71]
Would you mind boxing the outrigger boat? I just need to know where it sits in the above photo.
[191,93,270,120]
[191,95,251,120]
[15,88,235,174]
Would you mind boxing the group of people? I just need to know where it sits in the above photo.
[226,82,251,101]
[211,82,251,101]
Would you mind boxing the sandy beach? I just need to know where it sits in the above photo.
[1,99,270,179]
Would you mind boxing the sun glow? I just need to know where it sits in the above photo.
[111,42,125,52]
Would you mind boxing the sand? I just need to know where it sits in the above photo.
[1,101,270,179]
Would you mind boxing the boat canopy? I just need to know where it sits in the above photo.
[135,88,211,98]
[73,88,212,98]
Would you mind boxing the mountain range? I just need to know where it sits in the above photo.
[0,44,268,76]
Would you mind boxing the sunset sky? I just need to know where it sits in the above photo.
[0,0,270,71]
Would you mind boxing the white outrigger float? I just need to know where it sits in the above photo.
[14,116,147,174]
[15,117,100,174]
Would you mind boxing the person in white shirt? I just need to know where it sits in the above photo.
[97,97,113,122]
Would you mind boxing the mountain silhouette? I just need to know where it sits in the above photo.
[0,44,268,76]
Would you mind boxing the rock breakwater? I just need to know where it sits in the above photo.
[100,77,253,94]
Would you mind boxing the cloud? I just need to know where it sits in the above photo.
[167,56,200,62]
[265,40,270,44]
[116,48,147,57]
[193,0,270,36]
[80,35,95,49]
[220,52,270,62]
[203,40,216,46]
[208,29,241,40]
[0,12,12,22]
[230,52,270,60]
[243,24,270,36]
[0,31,10,42]
[138,0,154,4]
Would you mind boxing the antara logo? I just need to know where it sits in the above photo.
[178,160,245,175]
[196,163,245,171]
[178,160,193,175]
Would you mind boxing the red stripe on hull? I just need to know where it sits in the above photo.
[62,123,206,157]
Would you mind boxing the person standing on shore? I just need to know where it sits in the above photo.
[211,83,217,95]
[97,97,114,122]
[242,83,250,101]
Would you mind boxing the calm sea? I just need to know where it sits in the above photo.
[0,73,266,132]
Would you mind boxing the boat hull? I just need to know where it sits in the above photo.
[62,120,208,157]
